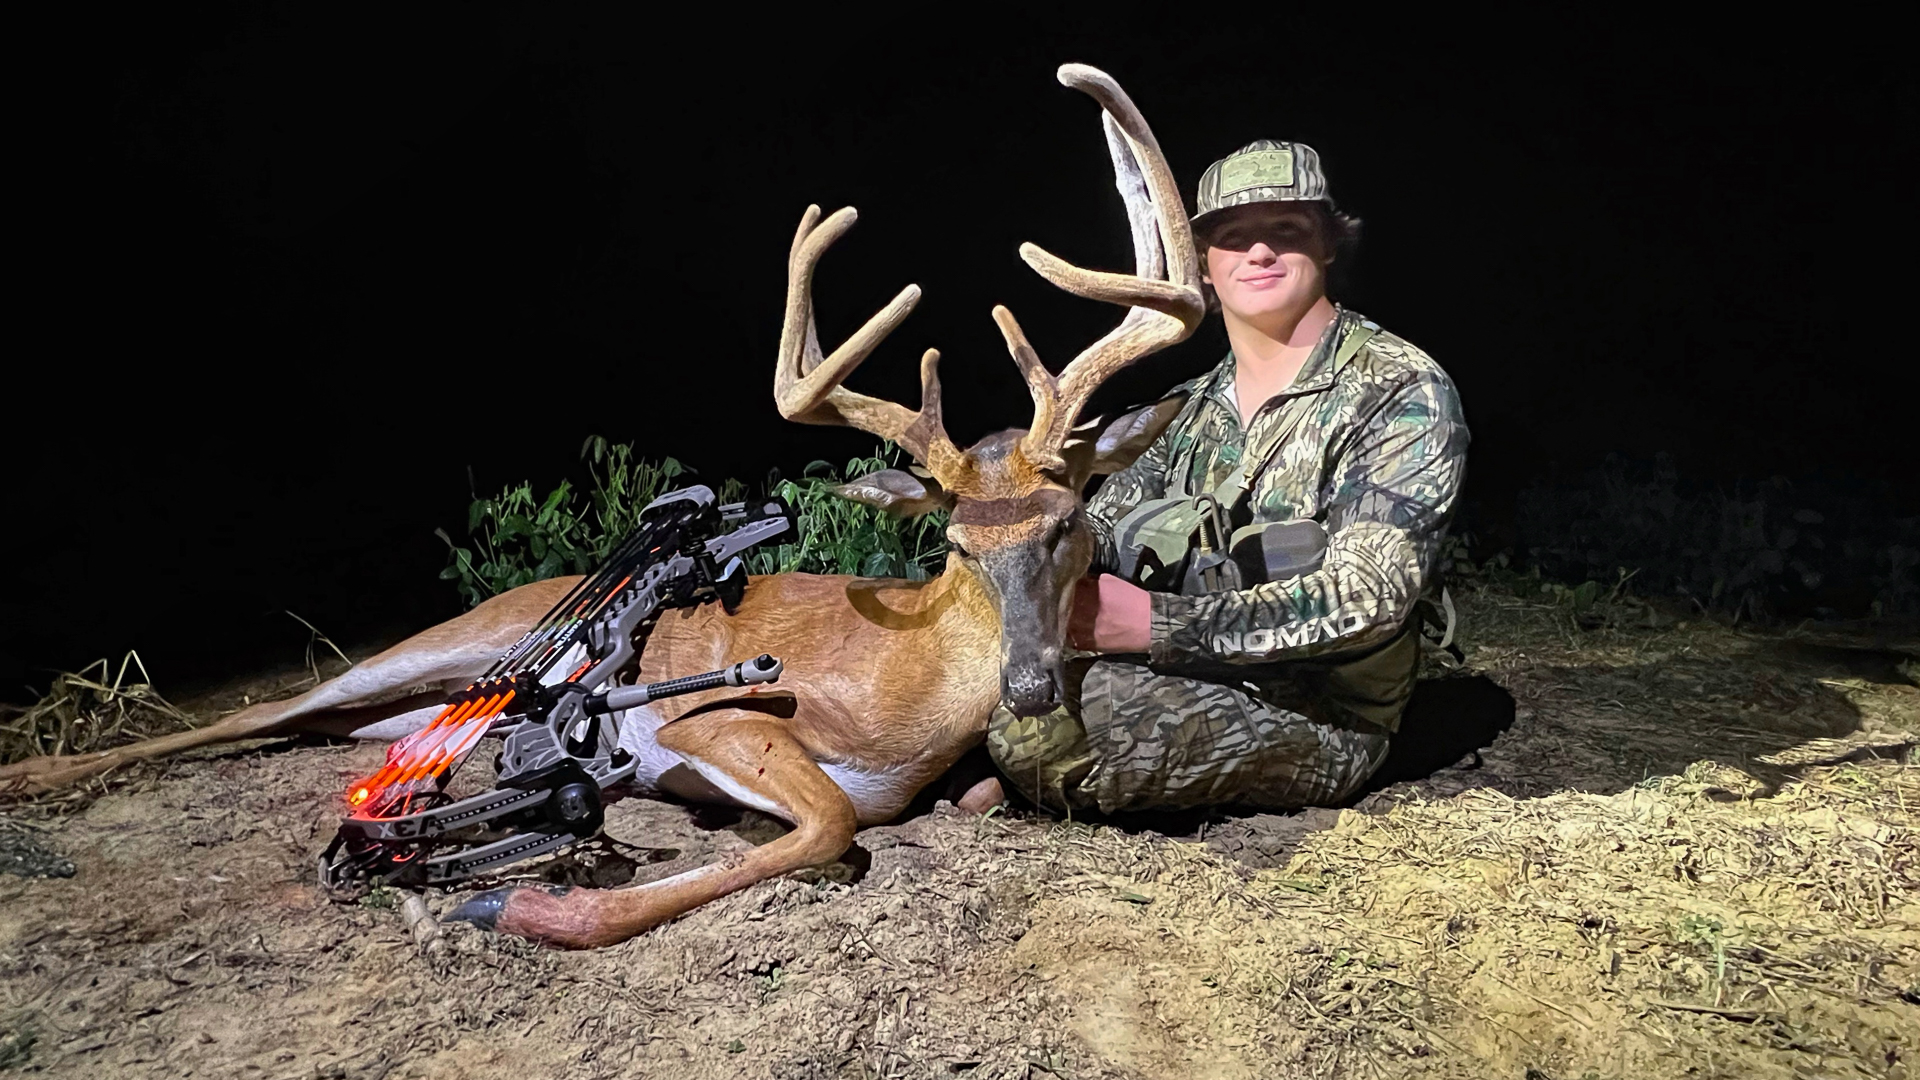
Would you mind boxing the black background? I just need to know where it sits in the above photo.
[7,8,1910,701]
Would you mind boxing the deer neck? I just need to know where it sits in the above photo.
[916,554,1009,719]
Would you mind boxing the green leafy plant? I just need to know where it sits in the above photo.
[439,441,949,607]
[755,961,786,1003]
[437,439,699,607]
[746,448,949,580]
[436,479,594,608]
[0,1022,37,1069]
[578,436,711,554]
[1673,913,1734,1002]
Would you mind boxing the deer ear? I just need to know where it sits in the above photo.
[1061,392,1190,480]
[832,469,954,517]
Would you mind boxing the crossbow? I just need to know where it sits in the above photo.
[318,484,795,893]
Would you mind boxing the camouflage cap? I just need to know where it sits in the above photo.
[1192,139,1334,228]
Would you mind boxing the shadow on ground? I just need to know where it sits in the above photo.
[1042,627,1917,871]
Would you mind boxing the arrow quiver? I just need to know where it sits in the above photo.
[318,485,796,894]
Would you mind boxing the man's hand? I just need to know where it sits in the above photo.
[1068,574,1153,654]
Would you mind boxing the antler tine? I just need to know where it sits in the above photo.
[1014,65,1205,470]
[775,204,959,468]
[993,305,1059,450]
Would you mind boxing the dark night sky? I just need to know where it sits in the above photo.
[7,9,1911,701]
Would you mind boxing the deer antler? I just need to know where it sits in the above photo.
[1002,64,1206,472]
[776,66,1199,480]
[775,204,962,474]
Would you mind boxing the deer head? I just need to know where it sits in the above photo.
[774,64,1205,716]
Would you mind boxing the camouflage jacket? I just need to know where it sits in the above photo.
[1087,307,1469,668]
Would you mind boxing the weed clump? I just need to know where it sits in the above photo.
[0,1022,36,1069]
[437,438,705,608]
[439,439,949,606]
[749,449,948,581]
[0,652,197,767]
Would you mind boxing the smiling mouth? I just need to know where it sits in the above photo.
[1239,271,1285,284]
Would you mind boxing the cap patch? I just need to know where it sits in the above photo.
[1220,149,1295,196]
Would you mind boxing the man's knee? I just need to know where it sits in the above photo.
[986,705,1098,814]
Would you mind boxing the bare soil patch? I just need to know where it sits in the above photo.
[3,583,1916,1079]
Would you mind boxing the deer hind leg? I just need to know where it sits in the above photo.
[0,685,453,797]
[447,711,857,949]
[0,577,581,796]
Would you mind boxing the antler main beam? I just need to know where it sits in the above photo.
[774,204,959,471]
[1010,64,1206,472]
[773,65,1200,481]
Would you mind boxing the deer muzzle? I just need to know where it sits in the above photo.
[1001,645,1064,716]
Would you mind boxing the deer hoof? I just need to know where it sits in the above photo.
[445,888,514,930]
[445,885,576,937]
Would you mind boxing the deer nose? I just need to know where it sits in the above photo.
[1002,667,1062,717]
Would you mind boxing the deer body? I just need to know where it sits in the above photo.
[617,566,1002,824]
[1,64,1204,948]
[432,564,1011,947]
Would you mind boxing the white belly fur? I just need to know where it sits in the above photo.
[348,701,911,822]
[612,704,696,797]
[614,705,912,822]
[347,704,442,741]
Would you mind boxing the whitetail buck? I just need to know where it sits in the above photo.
[0,64,1203,947]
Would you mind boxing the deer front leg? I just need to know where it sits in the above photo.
[0,577,581,796]
[448,711,857,949]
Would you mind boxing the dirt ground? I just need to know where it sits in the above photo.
[3,580,1917,1080]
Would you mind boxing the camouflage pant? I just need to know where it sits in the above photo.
[988,657,1391,815]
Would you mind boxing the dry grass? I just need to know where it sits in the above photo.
[1260,761,1918,1076]
[0,653,198,767]
[0,581,1915,1078]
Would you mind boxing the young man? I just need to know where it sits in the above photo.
[987,140,1469,814]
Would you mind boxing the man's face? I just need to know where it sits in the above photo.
[1199,203,1332,325]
